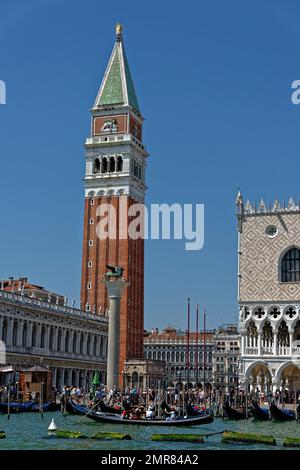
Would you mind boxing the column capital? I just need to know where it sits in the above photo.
[103,279,129,298]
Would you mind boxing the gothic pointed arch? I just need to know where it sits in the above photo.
[262,320,273,347]
[278,320,290,347]
[246,320,258,348]
[280,246,300,282]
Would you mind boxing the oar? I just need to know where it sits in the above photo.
[76,400,101,425]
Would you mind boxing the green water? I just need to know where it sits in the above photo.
[0,412,299,450]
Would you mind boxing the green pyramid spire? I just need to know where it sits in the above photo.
[99,49,123,106]
[94,27,140,113]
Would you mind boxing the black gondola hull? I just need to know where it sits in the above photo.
[269,402,295,421]
[223,402,247,420]
[250,401,270,421]
[67,400,214,426]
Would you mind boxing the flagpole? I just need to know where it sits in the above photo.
[196,304,199,386]
[187,298,190,389]
[203,307,206,397]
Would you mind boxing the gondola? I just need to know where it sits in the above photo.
[65,399,89,415]
[67,399,214,426]
[250,401,270,421]
[30,401,58,412]
[269,401,295,421]
[0,401,34,413]
[223,401,248,420]
[186,403,211,417]
[98,400,122,414]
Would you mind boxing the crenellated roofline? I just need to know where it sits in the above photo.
[236,191,300,216]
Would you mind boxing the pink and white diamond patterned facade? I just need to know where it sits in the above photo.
[236,192,300,393]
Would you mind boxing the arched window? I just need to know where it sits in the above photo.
[262,320,273,347]
[281,248,300,282]
[117,156,123,172]
[278,320,289,346]
[65,331,69,352]
[100,336,103,357]
[73,332,77,353]
[2,319,7,343]
[32,324,37,348]
[57,329,62,352]
[109,156,115,173]
[49,327,53,350]
[132,371,139,388]
[246,320,258,348]
[12,321,18,345]
[41,326,46,348]
[101,157,108,173]
[22,322,27,347]
[94,158,100,174]
[87,334,91,355]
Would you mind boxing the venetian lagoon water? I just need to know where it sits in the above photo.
[0,411,300,450]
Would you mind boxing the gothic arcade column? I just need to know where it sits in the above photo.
[257,332,262,356]
[273,331,278,356]
[289,330,293,354]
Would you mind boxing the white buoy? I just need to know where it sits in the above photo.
[48,418,57,431]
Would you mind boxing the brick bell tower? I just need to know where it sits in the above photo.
[80,24,148,374]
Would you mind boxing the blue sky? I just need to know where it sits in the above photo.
[1,0,300,331]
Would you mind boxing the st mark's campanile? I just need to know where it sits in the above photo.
[80,24,148,374]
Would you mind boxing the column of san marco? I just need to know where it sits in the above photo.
[104,276,129,391]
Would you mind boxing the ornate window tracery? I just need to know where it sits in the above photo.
[247,320,258,347]
[262,320,273,347]
[278,320,289,347]
[253,307,265,319]
[269,307,281,319]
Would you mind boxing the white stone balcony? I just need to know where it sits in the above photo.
[245,347,258,355]
[85,133,146,151]
[244,345,300,357]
